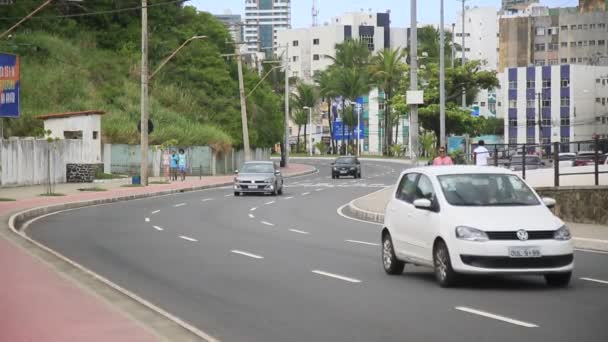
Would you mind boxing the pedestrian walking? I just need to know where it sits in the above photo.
[433,146,454,166]
[178,149,187,181]
[170,150,179,181]
[474,140,490,166]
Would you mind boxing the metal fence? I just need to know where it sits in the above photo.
[477,137,608,186]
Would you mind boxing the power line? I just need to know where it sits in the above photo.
[0,0,189,20]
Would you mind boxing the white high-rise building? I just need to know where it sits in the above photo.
[244,0,291,54]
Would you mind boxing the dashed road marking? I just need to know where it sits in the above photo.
[225,194,232,197]
[455,306,538,328]
[315,188,324,192]
[285,196,294,200]
[312,270,361,283]
[145,217,150,222]
[153,226,164,231]
[261,221,275,226]
[302,192,311,196]
[580,277,608,285]
[179,236,198,242]
[231,250,264,259]
[345,239,380,247]
[250,207,257,211]
[289,229,309,235]
[174,203,187,207]
[201,198,214,202]
[265,201,275,205]
[151,210,161,215]
[249,214,255,219]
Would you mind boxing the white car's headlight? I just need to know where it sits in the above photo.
[554,225,571,241]
[333,167,338,170]
[350,167,356,170]
[455,226,489,242]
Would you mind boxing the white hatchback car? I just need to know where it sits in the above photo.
[382,166,574,288]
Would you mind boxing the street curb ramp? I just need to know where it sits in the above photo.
[7,166,317,342]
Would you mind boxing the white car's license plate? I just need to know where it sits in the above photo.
[250,185,259,189]
[340,170,347,174]
[508,247,542,258]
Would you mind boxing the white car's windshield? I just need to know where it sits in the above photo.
[241,163,274,173]
[438,174,540,206]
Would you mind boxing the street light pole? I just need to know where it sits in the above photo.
[0,0,52,40]
[357,105,361,157]
[409,0,419,163]
[284,45,290,167]
[236,49,251,161]
[140,0,149,186]
[460,0,467,109]
[149,35,207,81]
[439,0,446,148]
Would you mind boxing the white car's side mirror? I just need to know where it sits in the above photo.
[542,197,556,209]
[413,198,432,210]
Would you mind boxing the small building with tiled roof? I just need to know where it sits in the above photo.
[35,110,105,162]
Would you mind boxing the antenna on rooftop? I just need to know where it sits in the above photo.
[312,0,319,27]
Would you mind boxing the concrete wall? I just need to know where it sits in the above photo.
[0,137,91,187]
[536,186,608,225]
[43,115,102,162]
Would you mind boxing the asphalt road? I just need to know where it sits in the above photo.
[29,159,608,342]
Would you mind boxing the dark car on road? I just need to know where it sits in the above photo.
[331,157,361,179]
[234,161,283,196]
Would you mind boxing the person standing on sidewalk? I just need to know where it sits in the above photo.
[178,149,187,181]
[473,140,490,166]
[433,147,454,166]
[170,151,179,181]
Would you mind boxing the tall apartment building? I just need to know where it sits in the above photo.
[498,2,608,72]
[501,0,538,13]
[499,64,608,149]
[214,12,244,44]
[244,0,291,54]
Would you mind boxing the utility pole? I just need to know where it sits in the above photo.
[283,45,290,167]
[140,0,149,185]
[236,47,251,161]
[439,0,446,148]
[410,0,419,163]
[460,0,466,109]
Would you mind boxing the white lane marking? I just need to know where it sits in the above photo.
[455,306,538,328]
[250,207,257,211]
[289,229,310,235]
[153,226,164,231]
[580,277,608,285]
[145,217,150,222]
[285,196,294,200]
[312,270,361,283]
[225,194,232,197]
[302,192,311,196]
[179,236,198,242]
[249,213,255,219]
[575,248,608,255]
[174,203,187,207]
[261,221,275,226]
[201,198,214,202]
[345,239,380,247]
[151,210,161,215]
[315,188,324,192]
[231,250,264,259]
[265,201,275,205]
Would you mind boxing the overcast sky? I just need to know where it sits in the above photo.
[189,0,576,28]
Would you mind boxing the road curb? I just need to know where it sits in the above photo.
[4,165,316,342]
[344,186,608,252]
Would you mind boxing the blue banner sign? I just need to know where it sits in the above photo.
[0,53,20,118]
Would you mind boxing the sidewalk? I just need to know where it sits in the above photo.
[0,163,315,342]
[346,186,608,252]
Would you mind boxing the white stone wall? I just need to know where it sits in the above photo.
[43,115,102,162]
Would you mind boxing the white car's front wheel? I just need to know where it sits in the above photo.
[433,240,458,287]
[382,232,405,275]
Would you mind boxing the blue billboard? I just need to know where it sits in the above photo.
[0,53,20,118]
[332,120,365,141]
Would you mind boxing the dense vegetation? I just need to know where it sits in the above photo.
[0,0,283,149]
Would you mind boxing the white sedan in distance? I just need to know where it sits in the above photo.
[381,166,573,288]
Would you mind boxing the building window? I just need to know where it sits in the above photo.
[570,57,576,63]
[526,80,535,89]
[541,118,551,127]
[64,131,83,139]
[603,98,607,105]
[536,27,545,36]
[599,40,605,46]
[599,23,606,29]
[590,24,596,29]
[527,137,536,144]
[313,54,320,61]
[583,24,588,30]
[548,43,558,51]
[560,117,570,126]
[527,99,535,108]
[534,43,545,51]
[560,25,568,31]
[313,38,319,45]
[561,42,567,47]
[542,79,551,88]
[542,98,551,107]
[578,57,583,63]
[561,78,569,87]
[583,41,588,46]
[509,100,517,108]
[509,137,518,145]
[292,40,299,47]
[570,24,576,30]
[590,40,596,46]
[548,27,558,35]
[578,24,582,30]
[561,97,570,106]
[577,41,583,47]
[549,59,558,65]
[480,101,486,107]
[509,80,517,89]
[570,41,576,47]
[292,56,298,62]
[597,97,602,103]
[93,131,98,140]
[535,59,545,66]
[361,34,374,51]
[527,118,536,127]
[561,58,568,63]
[489,103,496,112]
[509,118,517,127]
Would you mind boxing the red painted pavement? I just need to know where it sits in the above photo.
[0,164,313,341]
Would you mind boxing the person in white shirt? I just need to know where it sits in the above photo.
[474,140,490,166]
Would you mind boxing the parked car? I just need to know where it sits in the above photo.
[557,153,576,168]
[331,156,361,179]
[234,161,283,196]
[381,166,573,288]
[505,155,545,171]
[574,151,606,166]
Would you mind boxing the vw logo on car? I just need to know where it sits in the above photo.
[516,229,529,241]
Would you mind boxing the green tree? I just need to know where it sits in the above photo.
[314,70,337,153]
[290,109,308,152]
[291,82,318,153]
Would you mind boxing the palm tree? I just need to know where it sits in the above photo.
[332,67,371,154]
[291,82,318,153]
[370,47,407,155]
[326,39,371,69]
[290,109,308,152]
[314,70,337,154]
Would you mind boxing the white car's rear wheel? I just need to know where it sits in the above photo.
[382,233,405,275]
[433,240,458,287]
